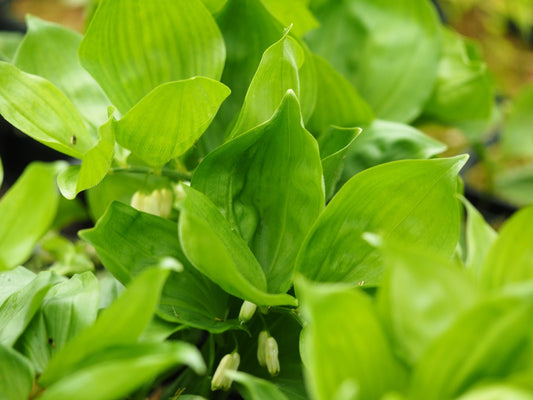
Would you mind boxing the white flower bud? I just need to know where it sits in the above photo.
[211,352,240,391]
[257,330,268,367]
[238,301,257,323]
[265,336,280,376]
[130,188,173,218]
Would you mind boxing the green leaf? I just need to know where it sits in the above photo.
[79,0,225,114]
[494,165,533,207]
[341,120,447,180]
[229,32,306,138]
[80,202,239,333]
[0,271,62,347]
[422,28,493,126]
[39,267,169,385]
[0,267,35,306]
[295,156,467,285]
[14,16,109,128]
[230,371,291,400]
[260,0,318,37]
[502,83,533,158]
[307,55,373,136]
[377,241,480,365]
[297,278,406,400]
[200,0,227,13]
[0,344,34,400]
[178,185,297,306]
[409,296,533,400]
[318,126,360,200]
[462,197,497,277]
[481,205,533,290]
[0,162,62,271]
[57,113,115,199]
[38,342,205,400]
[306,0,441,122]
[114,78,230,167]
[0,62,93,158]
[0,31,24,61]
[15,272,99,373]
[193,91,324,293]
[456,385,533,400]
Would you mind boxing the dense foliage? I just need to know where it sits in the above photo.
[1,1,532,399]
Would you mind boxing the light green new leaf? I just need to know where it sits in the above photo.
[0,267,35,306]
[409,296,533,400]
[297,278,406,400]
[481,205,533,290]
[39,267,169,385]
[0,344,34,400]
[16,272,99,373]
[377,241,479,366]
[57,113,115,199]
[307,55,373,136]
[295,156,467,285]
[341,120,447,180]
[229,32,305,138]
[423,28,493,126]
[462,197,497,277]
[14,16,109,128]
[80,0,225,114]
[306,0,441,122]
[0,162,62,270]
[318,126,360,200]
[80,202,240,333]
[0,31,24,61]
[0,62,93,158]
[114,78,230,167]
[502,83,533,158]
[193,92,324,293]
[0,271,62,347]
[230,371,291,400]
[260,0,318,37]
[38,342,205,400]
[178,185,297,306]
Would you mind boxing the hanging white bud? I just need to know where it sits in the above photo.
[238,301,257,323]
[265,336,280,376]
[257,330,269,367]
[130,188,173,218]
[211,352,240,391]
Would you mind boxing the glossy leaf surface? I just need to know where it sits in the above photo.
[296,156,466,285]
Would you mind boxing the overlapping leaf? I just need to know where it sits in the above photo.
[0,344,34,400]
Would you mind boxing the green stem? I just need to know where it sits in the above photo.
[110,166,192,181]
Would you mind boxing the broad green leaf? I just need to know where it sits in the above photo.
[178,185,297,306]
[0,31,24,61]
[0,271,62,347]
[297,278,406,400]
[0,62,93,158]
[79,0,225,114]
[307,55,373,136]
[457,385,533,400]
[193,92,324,293]
[0,267,35,306]
[341,120,447,180]
[318,126,360,200]
[295,156,467,285]
[494,164,533,207]
[482,205,533,290]
[200,0,227,13]
[230,371,290,400]
[0,344,34,400]
[260,0,318,37]
[114,78,230,167]
[462,197,497,276]
[80,202,240,333]
[422,28,493,126]
[16,272,99,373]
[38,342,205,400]
[502,83,533,158]
[57,113,115,199]
[14,16,109,128]
[229,32,305,138]
[0,162,62,270]
[409,296,533,400]
[377,241,479,365]
[306,0,441,122]
[39,267,169,385]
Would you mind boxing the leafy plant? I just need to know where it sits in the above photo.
[2,1,528,400]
